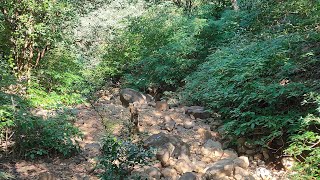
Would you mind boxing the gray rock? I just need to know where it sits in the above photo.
[179,172,198,180]
[204,159,235,179]
[183,120,195,129]
[185,106,211,119]
[161,168,178,179]
[245,149,255,155]
[233,156,250,169]
[164,119,176,131]
[155,101,169,111]
[256,167,272,180]
[145,167,161,179]
[234,166,250,177]
[204,139,222,149]
[174,159,193,174]
[144,133,190,161]
[119,88,147,107]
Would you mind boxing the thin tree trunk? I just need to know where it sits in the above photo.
[231,0,239,11]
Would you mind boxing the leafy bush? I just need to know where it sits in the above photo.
[98,135,154,180]
[14,112,82,159]
[27,46,86,109]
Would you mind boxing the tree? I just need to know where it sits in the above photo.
[0,0,73,79]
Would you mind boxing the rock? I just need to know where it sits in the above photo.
[174,159,193,174]
[256,167,272,180]
[145,167,161,179]
[162,168,178,179]
[237,138,246,145]
[155,101,169,111]
[257,160,265,166]
[145,94,154,103]
[198,128,213,142]
[179,172,198,180]
[244,141,256,149]
[204,139,222,149]
[119,88,147,107]
[234,166,250,177]
[156,148,171,167]
[185,106,211,119]
[245,149,255,155]
[237,145,247,154]
[261,148,269,160]
[233,156,249,169]
[201,140,224,161]
[221,150,238,160]
[234,174,243,180]
[254,154,263,160]
[183,120,195,129]
[281,157,295,170]
[193,161,207,173]
[144,133,190,160]
[38,172,56,180]
[163,119,176,131]
[204,159,235,179]
[164,115,172,122]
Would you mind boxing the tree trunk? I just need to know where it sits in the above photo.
[231,0,239,11]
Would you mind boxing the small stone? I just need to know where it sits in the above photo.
[197,128,213,143]
[257,160,265,166]
[156,148,170,167]
[234,166,250,177]
[281,157,295,170]
[204,139,222,149]
[179,172,198,180]
[234,174,243,180]
[204,159,234,179]
[233,156,250,169]
[193,161,206,173]
[38,172,55,180]
[256,167,272,180]
[145,167,161,179]
[245,149,255,155]
[254,154,263,160]
[164,120,176,131]
[237,145,247,153]
[161,168,178,179]
[244,141,256,149]
[156,101,169,111]
[262,148,270,160]
[164,115,172,121]
[174,159,193,174]
[222,150,238,160]
[184,120,195,129]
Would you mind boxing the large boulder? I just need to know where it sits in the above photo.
[119,88,152,107]
[144,133,190,166]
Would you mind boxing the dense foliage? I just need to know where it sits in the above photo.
[0,0,319,178]
[181,0,320,178]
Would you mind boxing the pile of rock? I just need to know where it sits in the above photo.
[117,88,289,180]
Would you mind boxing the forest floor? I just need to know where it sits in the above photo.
[0,88,291,180]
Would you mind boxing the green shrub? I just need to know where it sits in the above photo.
[28,46,86,109]
[98,135,154,180]
[14,113,82,159]
[182,1,320,178]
